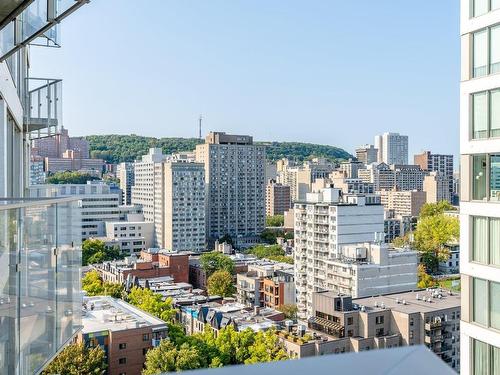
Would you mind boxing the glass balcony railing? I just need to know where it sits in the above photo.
[0,0,89,62]
[24,77,62,139]
[0,197,82,375]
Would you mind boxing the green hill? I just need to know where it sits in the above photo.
[85,134,353,164]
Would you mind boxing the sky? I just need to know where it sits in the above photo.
[30,0,460,159]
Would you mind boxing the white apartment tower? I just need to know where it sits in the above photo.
[460,1,500,374]
[195,132,266,243]
[374,132,409,165]
[132,148,206,251]
[118,162,135,205]
[294,188,385,319]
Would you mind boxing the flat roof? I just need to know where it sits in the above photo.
[352,289,460,314]
[82,296,166,334]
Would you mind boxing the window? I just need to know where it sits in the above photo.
[473,29,488,77]
[375,316,384,324]
[473,92,488,139]
[143,333,150,341]
[409,330,414,339]
[472,339,500,375]
[347,317,353,325]
[472,277,500,329]
[473,278,488,325]
[471,154,500,201]
[473,0,489,16]
[119,343,127,350]
[119,358,127,365]
[473,0,500,17]
[473,155,487,200]
[473,25,500,77]
[473,216,489,263]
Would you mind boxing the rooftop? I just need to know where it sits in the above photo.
[81,296,167,334]
[352,289,461,314]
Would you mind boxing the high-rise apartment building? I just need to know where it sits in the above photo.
[355,144,379,164]
[195,132,266,243]
[0,2,88,373]
[29,182,122,240]
[358,163,426,191]
[266,180,292,216]
[132,149,205,251]
[424,172,452,203]
[118,162,135,205]
[378,190,427,217]
[414,151,454,198]
[374,132,409,165]
[460,1,500,374]
[294,188,385,318]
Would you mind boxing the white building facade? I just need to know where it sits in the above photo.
[460,1,500,374]
[293,188,385,319]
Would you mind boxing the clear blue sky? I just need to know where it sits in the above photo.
[30,0,460,159]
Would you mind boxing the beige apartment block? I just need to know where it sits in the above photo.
[266,180,291,216]
[378,189,427,217]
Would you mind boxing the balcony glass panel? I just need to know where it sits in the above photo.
[21,0,49,41]
[494,0,500,11]
[0,20,14,57]
[472,154,487,200]
[473,29,488,77]
[57,0,80,17]
[473,92,488,139]
[490,155,500,201]
[0,198,81,375]
[25,78,62,139]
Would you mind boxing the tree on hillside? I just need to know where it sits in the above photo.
[46,171,101,184]
[200,252,234,277]
[420,201,455,218]
[266,215,284,227]
[42,343,106,375]
[82,239,122,266]
[127,287,176,322]
[207,270,236,297]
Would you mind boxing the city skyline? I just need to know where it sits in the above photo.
[29,0,460,159]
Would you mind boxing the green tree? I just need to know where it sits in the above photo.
[82,270,124,298]
[127,287,176,322]
[82,239,122,266]
[207,270,236,297]
[414,214,459,273]
[42,343,106,375]
[417,264,436,289]
[392,234,410,248]
[419,201,455,218]
[142,340,204,374]
[200,252,234,277]
[247,244,284,258]
[266,215,284,227]
[277,304,298,320]
[245,329,288,364]
[46,171,101,184]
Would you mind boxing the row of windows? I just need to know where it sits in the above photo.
[472,154,500,201]
[471,338,500,375]
[472,216,500,265]
[472,89,500,139]
[472,0,500,17]
[472,277,500,329]
[472,24,500,77]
